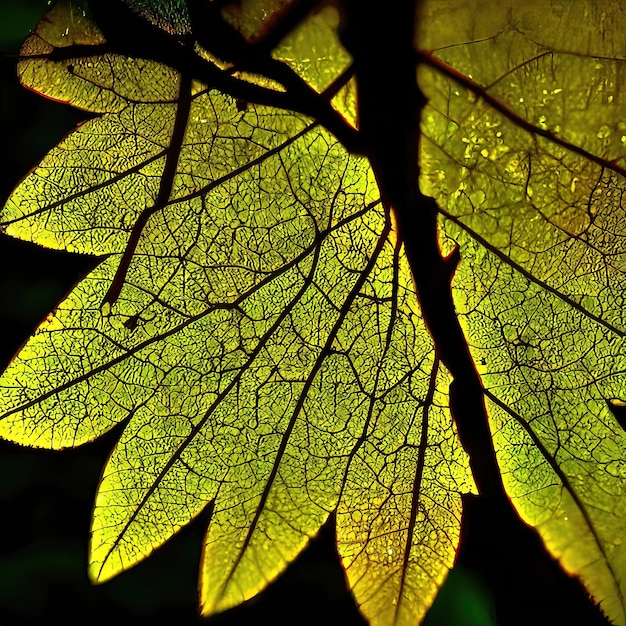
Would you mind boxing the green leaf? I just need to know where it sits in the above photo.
[115,0,191,35]
[419,1,626,623]
[6,0,626,624]
[0,2,473,625]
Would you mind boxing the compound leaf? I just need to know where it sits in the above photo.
[0,2,473,625]
[6,0,626,624]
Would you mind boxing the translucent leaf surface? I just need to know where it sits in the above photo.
[0,3,473,625]
[6,0,626,624]
[420,1,626,623]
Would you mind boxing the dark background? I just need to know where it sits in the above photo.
[0,2,505,625]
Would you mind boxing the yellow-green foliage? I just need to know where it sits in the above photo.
[3,1,626,624]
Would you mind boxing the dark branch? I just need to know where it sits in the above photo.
[42,0,364,153]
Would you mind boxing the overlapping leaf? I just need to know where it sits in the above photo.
[419,1,626,623]
[0,2,473,626]
[7,0,626,624]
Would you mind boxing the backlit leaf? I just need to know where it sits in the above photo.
[5,0,626,624]
[0,2,473,625]
[420,1,626,623]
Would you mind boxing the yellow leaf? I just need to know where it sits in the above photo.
[0,3,474,625]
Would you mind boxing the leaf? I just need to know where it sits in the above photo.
[5,0,626,624]
[0,2,473,625]
[419,1,626,623]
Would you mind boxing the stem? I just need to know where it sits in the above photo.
[339,0,507,502]
[102,73,193,307]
